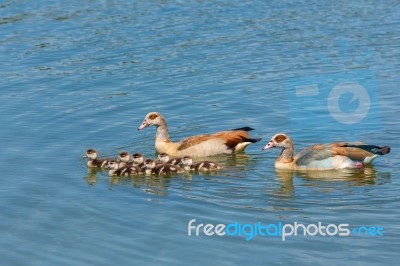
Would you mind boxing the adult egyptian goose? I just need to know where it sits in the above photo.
[262,133,391,170]
[138,112,261,157]
[181,156,222,172]
[83,149,113,169]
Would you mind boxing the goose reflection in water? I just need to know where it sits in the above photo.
[273,166,391,198]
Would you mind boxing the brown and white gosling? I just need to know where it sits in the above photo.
[117,151,133,167]
[144,159,184,175]
[132,152,152,172]
[83,148,113,169]
[181,156,222,172]
[132,153,145,166]
[157,153,184,165]
[108,160,141,177]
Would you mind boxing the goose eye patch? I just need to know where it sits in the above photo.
[275,135,287,143]
[149,114,158,120]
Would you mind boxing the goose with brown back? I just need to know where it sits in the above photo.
[138,112,261,157]
[262,133,390,170]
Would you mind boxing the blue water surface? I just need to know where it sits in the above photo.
[1,0,399,265]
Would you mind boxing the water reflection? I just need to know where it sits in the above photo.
[225,153,251,167]
[273,166,391,198]
[84,168,99,186]
[83,155,391,202]
[272,169,295,198]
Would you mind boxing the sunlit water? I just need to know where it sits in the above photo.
[1,1,399,265]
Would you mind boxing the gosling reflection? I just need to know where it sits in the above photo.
[84,168,99,185]
[108,173,180,196]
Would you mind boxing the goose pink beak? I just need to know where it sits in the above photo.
[138,120,149,131]
[262,141,275,150]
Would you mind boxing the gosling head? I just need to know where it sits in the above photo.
[84,148,98,160]
[133,153,144,164]
[157,153,170,163]
[118,151,131,163]
[108,159,120,170]
[144,159,156,169]
[181,156,193,166]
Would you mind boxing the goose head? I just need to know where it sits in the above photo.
[138,112,165,131]
[262,133,292,150]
